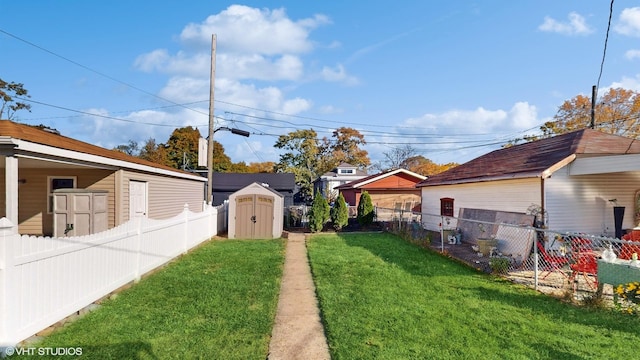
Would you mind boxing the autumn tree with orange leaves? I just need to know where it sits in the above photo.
[511,88,640,145]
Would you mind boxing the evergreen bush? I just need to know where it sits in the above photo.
[331,193,349,231]
[357,191,375,226]
[309,193,330,232]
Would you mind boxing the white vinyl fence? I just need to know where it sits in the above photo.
[0,201,228,347]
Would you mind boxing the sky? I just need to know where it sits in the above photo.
[1,1,639,168]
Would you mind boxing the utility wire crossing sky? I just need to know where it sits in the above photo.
[1,1,639,166]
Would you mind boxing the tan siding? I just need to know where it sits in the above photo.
[14,168,116,235]
[369,191,421,210]
[121,170,204,221]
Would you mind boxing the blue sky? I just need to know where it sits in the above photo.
[1,1,639,167]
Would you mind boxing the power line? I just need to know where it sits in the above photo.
[596,0,614,93]
[0,28,208,117]
[0,28,551,162]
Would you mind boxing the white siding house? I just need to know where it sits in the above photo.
[313,162,368,201]
[417,129,640,237]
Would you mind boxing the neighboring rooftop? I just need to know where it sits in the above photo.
[417,129,640,187]
[0,120,197,177]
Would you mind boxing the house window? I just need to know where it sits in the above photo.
[48,176,76,213]
[339,169,355,175]
[440,197,454,217]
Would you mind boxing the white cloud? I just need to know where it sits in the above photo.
[179,5,329,55]
[74,107,203,152]
[538,12,593,36]
[218,53,304,81]
[626,49,640,60]
[132,5,347,114]
[374,102,540,163]
[134,49,170,72]
[282,98,312,114]
[608,74,640,92]
[615,7,640,37]
[158,76,209,104]
[321,64,359,85]
[317,105,343,114]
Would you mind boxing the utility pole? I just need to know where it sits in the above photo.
[207,34,217,204]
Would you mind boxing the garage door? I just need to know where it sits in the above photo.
[235,194,274,239]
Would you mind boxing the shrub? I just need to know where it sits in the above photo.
[309,193,330,232]
[489,257,511,274]
[357,191,375,226]
[331,193,349,231]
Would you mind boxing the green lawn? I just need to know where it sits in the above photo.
[308,232,640,360]
[19,239,284,360]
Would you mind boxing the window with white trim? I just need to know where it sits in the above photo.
[339,169,355,175]
[47,176,76,213]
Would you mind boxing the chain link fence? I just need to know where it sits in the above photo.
[382,209,640,302]
[284,204,640,302]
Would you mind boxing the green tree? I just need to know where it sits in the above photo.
[274,129,319,202]
[308,193,330,232]
[357,191,375,226]
[0,78,31,120]
[318,127,370,174]
[330,193,349,231]
[210,141,234,172]
[165,126,202,170]
[112,140,139,156]
[274,127,371,202]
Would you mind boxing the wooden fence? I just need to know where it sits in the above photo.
[0,201,228,346]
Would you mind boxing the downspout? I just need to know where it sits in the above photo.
[540,178,545,227]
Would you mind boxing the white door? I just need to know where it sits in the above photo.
[129,180,148,219]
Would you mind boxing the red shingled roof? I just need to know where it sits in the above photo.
[416,129,640,187]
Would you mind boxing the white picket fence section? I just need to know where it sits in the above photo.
[0,201,228,346]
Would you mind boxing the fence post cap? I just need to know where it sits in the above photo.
[0,217,17,235]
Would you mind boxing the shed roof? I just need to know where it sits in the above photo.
[231,182,284,198]
[416,129,640,187]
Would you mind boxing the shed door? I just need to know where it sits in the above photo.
[129,181,148,219]
[255,195,274,238]
[235,194,274,239]
[53,193,91,237]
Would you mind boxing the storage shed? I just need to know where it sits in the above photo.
[228,182,284,239]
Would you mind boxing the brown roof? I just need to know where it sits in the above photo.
[416,129,640,187]
[0,120,193,176]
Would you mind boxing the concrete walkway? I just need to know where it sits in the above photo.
[268,233,331,360]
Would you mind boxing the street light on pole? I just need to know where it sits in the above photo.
[205,126,250,204]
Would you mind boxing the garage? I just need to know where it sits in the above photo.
[228,182,284,239]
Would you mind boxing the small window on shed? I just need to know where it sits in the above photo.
[440,197,454,217]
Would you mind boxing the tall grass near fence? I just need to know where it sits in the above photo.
[308,233,640,359]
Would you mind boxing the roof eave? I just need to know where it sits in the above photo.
[15,139,206,182]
